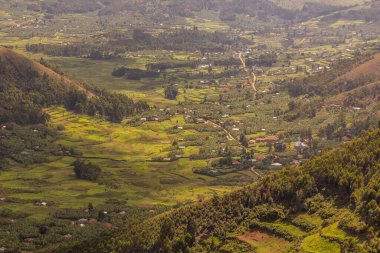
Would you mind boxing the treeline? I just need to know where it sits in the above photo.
[246,53,278,67]
[27,0,101,14]
[26,44,118,59]
[65,89,150,122]
[121,28,250,52]
[111,67,160,80]
[53,129,380,253]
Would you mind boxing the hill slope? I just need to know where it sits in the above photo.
[0,47,94,98]
[0,47,149,124]
[335,53,380,82]
[55,128,380,253]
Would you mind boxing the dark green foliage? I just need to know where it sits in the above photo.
[72,160,102,181]
[164,85,179,100]
[0,125,61,166]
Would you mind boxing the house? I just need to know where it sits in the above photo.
[295,138,307,149]
[342,136,352,143]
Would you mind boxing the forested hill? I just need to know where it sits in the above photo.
[55,128,380,253]
[24,0,351,22]
[0,47,149,124]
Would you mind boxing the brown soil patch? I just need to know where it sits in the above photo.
[238,231,268,242]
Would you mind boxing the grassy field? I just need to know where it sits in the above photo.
[0,106,250,221]
[301,233,341,253]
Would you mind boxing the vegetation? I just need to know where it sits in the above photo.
[55,129,380,253]
[0,0,379,251]
[72,160,102,181]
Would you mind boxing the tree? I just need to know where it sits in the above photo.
[164,85,179,100]
[186,218,197,246]
[72,160,102,181]
[160,218,175,241]
[240,134,249,148]
[88,203,94,212]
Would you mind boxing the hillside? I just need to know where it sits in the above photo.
[0,47,94,98]
[270,0,365,10]
[54,128,380,253]
[0,47,149,125]
[335,53,380,82]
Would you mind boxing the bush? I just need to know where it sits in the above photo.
[72,160,102,181]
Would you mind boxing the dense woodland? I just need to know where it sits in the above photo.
[54,129,380,253]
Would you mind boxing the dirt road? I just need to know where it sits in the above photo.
[238,52,257,92]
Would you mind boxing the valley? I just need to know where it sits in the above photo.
[0,0,379,252]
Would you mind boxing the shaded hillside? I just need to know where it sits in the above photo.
[54,128,380,253]
[282,52,380,140]
[0,47,94,97]
[335,53,380,82]
[286,52,380,98]
[0,47,149,124]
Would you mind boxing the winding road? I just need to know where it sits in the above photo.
[238,52,257,93]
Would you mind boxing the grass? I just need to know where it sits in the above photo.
[260,221,308,239]
[321,222,346,240]
[0,106,249,220]
[301,233,341,253]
